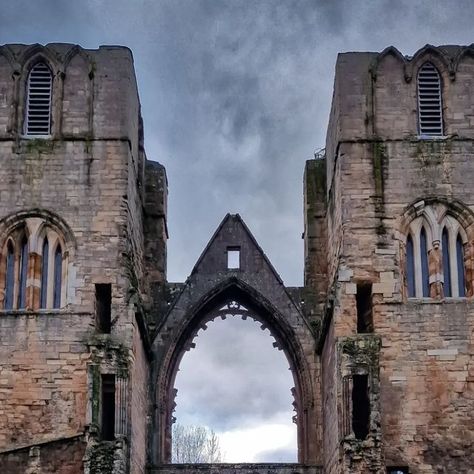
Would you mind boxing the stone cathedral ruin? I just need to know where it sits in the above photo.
[0,43,473,473]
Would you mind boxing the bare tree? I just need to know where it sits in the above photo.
[172,424,223,463]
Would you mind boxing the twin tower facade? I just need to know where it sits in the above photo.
[0,43,472,474]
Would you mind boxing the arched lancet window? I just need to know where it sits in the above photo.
[420,227,430,297]
[406,234,416,297]
[417,62,443,137]
[1,219,69,311]
[25,62,52,136]
[53,244,62,309]
[4,241,15,310]
[18,236,28,309]
[456,235,466,297]
[40,238,49,309]
[405,205,469,299]
[442,228,452,297]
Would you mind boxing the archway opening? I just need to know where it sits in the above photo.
[172,301,298,463]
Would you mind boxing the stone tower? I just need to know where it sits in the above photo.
[304,44,474,473]
[0,43,167,473]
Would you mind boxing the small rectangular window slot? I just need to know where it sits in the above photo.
[101,374,115,441]
[387,468,409,474]
[352,374,370,440]
[356,283,373,333]
[227,247,240,269]
[95,284,112,333]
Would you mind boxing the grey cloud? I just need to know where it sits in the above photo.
[174,316,295,431]
[254,446,297,463]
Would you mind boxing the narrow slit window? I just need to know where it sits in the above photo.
[356,283,373,333]
[387,469,409,474]
[352,374,370,440]
[17,236,28,309]
[227,247,240,269]
[101,374,116,441]
[442,228,452,297]
[420,228,430,297]
[96,283,112,333]
[418,62,443,136]
[25,62,53,136]
[406,234,416,297]
[4,242,15,310]
[456,235,466,297]
[53,245,62,309]
[40,238,49,309]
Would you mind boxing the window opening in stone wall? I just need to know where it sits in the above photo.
[352,374,370,440]
[53,245,62,309]
[227,247,240,269]
[356,283,373,333]
[456,235,466,297]
[4,241,15,310]
[442,228,452,297]
[387,468,409,474]
[420,227,429,297]
[406,234,416,297]
[40,238,49,309]
[17,236,28,309]
[96,283,112,333]
[173,302,297,463]
[417,62,443,136]
[1,220,68,310]
[25,62,52,136]
[406,210,469,298]
[101,374,116,441]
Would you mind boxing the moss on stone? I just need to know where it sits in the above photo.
[372,141,386,201]
[90,365,101,426]
[414,138,453,166]
[25,138,55,154]
[305,158,326,205]
[340,335,381,366]
[87,441,115,474]
[86,335,130,378]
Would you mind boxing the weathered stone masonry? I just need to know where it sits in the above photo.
[0,42,473,474]
[305,45,474,473]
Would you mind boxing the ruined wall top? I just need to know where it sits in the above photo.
[325,44,474,190]
[0,43,142,154]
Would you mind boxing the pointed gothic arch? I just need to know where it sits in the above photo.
[150,214,320,467]
[153,277,315,464]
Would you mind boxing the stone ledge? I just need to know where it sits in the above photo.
[149,464,323,474]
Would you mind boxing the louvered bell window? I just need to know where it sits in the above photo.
[417,62,443,136]
[25,63,52,136]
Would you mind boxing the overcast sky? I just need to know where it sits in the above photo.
[2,0,473,463]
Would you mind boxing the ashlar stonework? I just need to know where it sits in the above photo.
[0,42,472,474]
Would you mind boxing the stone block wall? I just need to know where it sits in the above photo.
[310,45,474,473]
[0,43,167,474]
[0,435,86,474]
[0,313,89,449]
